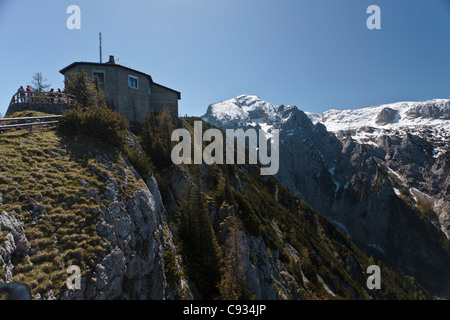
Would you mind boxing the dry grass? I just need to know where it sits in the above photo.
[0,125,145,298]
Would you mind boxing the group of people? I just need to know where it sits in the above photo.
[16,85,32,103]
[17,86,63,103]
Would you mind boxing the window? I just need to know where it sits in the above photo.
[149,87,151,96]
[92,70,105,83]
[129,75,138,89]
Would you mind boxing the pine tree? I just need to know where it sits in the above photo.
[213,175,234,207]
[178,178,198,251]
[140,116,154,155]
[177,166,222,299]
[156,108,177,161]
[218,215,249,299]
[140,109,178,170]
[64,70,107,109]
[30,71,51,92]
[223,176,233,204]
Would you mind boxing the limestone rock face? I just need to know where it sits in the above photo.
[0,211,29,252]
[210,204,306,300]
[212,205,277,299]
[375,107,399,125]
[0,211,30,283]
[61,158,191,300]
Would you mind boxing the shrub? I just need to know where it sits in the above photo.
[59,107,129,148]
[163,248,181,284]
[58,70,127,147]
[124,146,154,177]
[139,109,178,170]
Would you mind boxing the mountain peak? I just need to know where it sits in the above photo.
[203,95,271,128]
[235,94,262,102]
[202,95,305,130]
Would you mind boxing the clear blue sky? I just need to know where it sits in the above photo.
[1,0,450,117]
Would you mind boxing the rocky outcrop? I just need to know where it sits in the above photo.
[60,156,192,300]
[212,205,278,299]
[405,100,450,119]
[0,211,30,283]
[375,107,399,125]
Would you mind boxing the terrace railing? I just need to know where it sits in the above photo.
[8,91,76,109]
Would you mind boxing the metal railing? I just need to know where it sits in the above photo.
[0,115,62,133]
[8,91,76,109]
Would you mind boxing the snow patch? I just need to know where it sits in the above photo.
[307,99,450,147]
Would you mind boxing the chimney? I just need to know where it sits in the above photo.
[107,55,115,64]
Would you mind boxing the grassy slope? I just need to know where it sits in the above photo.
[4,111,57,118]
[0,124,143,298]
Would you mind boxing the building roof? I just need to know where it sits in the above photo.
[59,59,181,99]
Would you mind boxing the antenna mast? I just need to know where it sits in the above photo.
[99,32,102,63]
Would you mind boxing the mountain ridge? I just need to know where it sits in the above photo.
[202,94,450,297]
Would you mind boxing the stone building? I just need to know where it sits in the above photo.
[59,55,180,123]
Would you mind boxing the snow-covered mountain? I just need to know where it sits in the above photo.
[202,94,450,297]
[203,95,279,127]
[306,100,450,156]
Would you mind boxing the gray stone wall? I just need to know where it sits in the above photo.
[6,103,70,116]
[150,84,179,115]
[114,68,151,123]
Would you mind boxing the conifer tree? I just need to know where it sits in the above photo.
[30,71,50,92]
[64,70,107,109]
[140,109,178,169]
[177,166,222,299]
[218,215,250,299]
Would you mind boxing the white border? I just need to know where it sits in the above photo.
[128,75,139,89]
